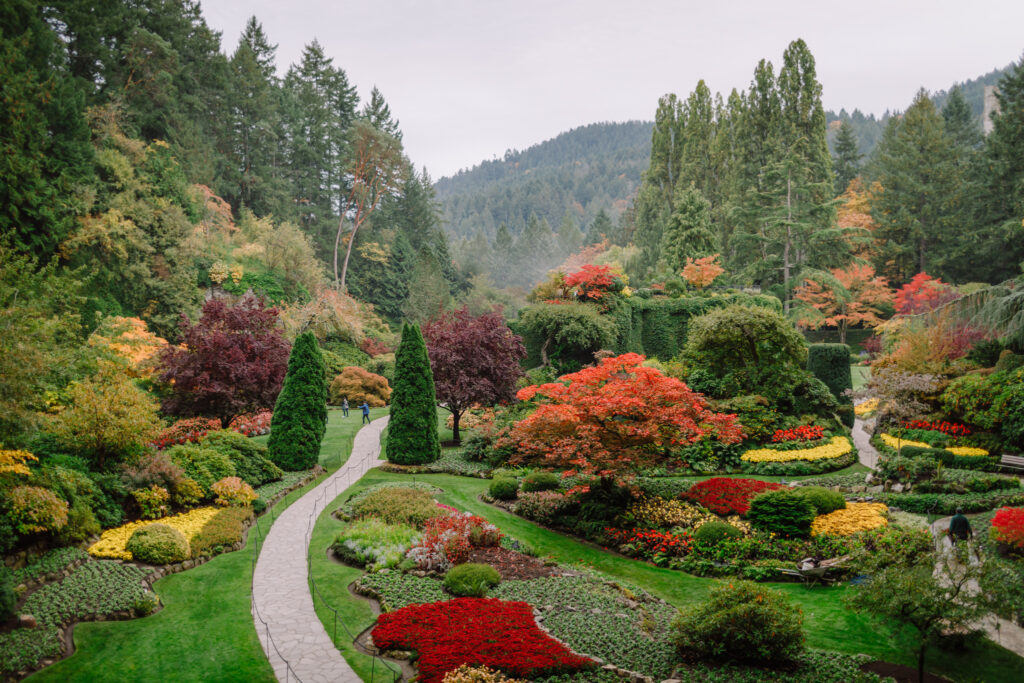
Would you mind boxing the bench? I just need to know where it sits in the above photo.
[1001,454,1024,471]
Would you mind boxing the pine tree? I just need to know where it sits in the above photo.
[402,248,451,324]
[661,184,718,271]
[386,323,440,465]
[585,209,614,245]
[832,121,862,194]
[267,332,328,470]
[556,213,583,255]
[942,87,982,150]
[679,80,716,195]
[361,85,402,141]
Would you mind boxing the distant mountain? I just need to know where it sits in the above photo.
[434,121,652,240]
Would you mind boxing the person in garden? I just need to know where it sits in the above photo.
[342,398,349,417]
[360,401,370,424]
[949,508,973,542]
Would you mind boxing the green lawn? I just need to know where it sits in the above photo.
[851,364,871,391]
[29,408,387,682]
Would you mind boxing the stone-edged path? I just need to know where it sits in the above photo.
[852,415,879,470]
[252,416,389,683]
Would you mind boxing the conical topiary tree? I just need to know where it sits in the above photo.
[268,331,327,470]
[386,323,440,464]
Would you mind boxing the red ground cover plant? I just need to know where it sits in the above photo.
[407,513,504,571]
[771,425,824,443]
[229,410,273,436]
[371,598,595,682]
[604,527,690,565]
[683,477,782,516]
[902,420,972,438]
[991,507,1024,551]
[152,417,221,449]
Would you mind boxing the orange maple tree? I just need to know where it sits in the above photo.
[503,353,743,480]
[836,178,882,260]
[795,264,892,344]
[681,254,724,288]
[893,273,960,315]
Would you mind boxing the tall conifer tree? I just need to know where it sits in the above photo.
[268,332,328,470]
[832,121,862,194]
[386,323,440,465]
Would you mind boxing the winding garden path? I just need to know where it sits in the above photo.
[852,416,879,469]
[251,416,389,683]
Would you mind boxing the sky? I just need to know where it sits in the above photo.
[200,0,1024,179]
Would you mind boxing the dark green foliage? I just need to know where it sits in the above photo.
[968,339,1004,368]
[832,121,862,194]
[517,302,617,370]
[200,430,283,487]
[386,324,440,465]
[125,523,190,565]
[521,472,560,493]
[746,490,816,538]
[0,567,15,621]
[56,501,101,545]
[443,563,501,597]
[489,477,519,501]
[795,486,846,515]
[268,332,328,471]
[692,521,743,544]
[672,581,805,663]
[807,344,853,407]
[166,445,235,493]
[875,490,1024,515]
[636,477,695,500]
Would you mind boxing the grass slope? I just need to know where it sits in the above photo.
[29,408,386,683]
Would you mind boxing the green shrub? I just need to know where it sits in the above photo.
[443,562,501,597]
[746,489,816,538]
[125,523,190,564]
[513,491,569,525]
[190,506,253,557]
[795,486,847,515]
[489,477,519,500]
[166,445,235,493]
[807,344,853,416]
[520,472,560,493]
[876,454,939,484]
[901,429,950,448]
[672,580,804,663]
[332,518,421,571]
[350,486,445,528]
[386,324,440,465]
[0,567,15,621]
[692,521,742,544]
[55,501,101,544]
[268,331,328,471]
[201,430,283,487]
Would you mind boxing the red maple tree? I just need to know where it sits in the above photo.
[159,294,290,427]
[423,306,526,443]
[504,353,743,480]
[894,273,960,315]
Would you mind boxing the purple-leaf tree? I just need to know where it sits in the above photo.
[159,294,291,427]
[422,306,526,443]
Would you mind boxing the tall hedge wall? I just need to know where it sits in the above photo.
[807,343,854,427]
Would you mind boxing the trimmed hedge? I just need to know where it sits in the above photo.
[489,477,519,501]
[444,563,501,597]
[746,490,816,538]
[268,331,328,471]
[521,472,560,493]
[126,523,190,564]
[807,344,853,428]
[876,491,1024,515]
[386,324,440,465]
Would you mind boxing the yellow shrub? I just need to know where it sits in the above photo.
[811,502,888,536]
[741,436,853,463]
[880,433,988,457]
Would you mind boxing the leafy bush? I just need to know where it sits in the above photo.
[407,513,503,571]
[10,547,88,585]
[132,484,170,519]
[876,454,939,484]
[513,491,569,524]
[444,562,501,597]
[349,486,446,528]
[521,472,560,493]
[874,490,1024,515]
[8,486,69,534]
[211,476,257,506]
[807,344,854,427]
[200,430,282,487]
[56,501,101,544]
[152,417,221,450]
[488,477,519,500]
[692,521,743,544]
[0,567,15,621]
[332,518,420,571]
[167,444,236,493]
[172,477,204,507]
[673,581,804,663]
[328,366,391,407]
[746,490,816,538]
[121,451,185,491]
[795,486,847,515]
[190,506,253,557]
[125,523,190,564]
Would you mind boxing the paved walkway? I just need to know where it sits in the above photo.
[252,416,389,683]
[852,416,879,469]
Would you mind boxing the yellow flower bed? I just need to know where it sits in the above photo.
[88,506,220,560]
[854,398,879,416]
[879,433,988,457]
[811,502,888,536]
[741,436,853,463]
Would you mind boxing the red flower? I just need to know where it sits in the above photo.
[683,477,782,516]
[771,425,824,443]
[371,598,595,682]
[992,507,1024,551]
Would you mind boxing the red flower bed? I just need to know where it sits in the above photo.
[407,513,504,571]
[902,420,972,438]
[683,477,782,516]
[991,507,1024,551]
[771,425,824,443]
[151,417,221,449]
[371,598,595,682]
[605,527,690,565]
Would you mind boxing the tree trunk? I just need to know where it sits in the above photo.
[540,337,550,367]
[336,216,359,292]
[839,322,847,346]
[917,644,926,683]
[451,410,461,445]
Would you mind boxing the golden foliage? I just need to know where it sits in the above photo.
[811,502,888,536]
[741,436,853,463]
[879,433,988,457]
[88,507,221,560]
[88,316,169,377]
[0,449,37,477]
[279,288,391,344]
[329,366,391,407]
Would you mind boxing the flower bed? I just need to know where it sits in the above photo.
[879,433,988,457]
[854,398,879,416]
[88,506,221,560]
[811,503,888,537]
[10,547,88,586]
[229,410,272,437]
[903,420,971,438]
[151,417,221,450]
[370,598,595,682]
[333,518,421,571]
[407,513,503,571]
[682,478,782,515]
[604,528,690,565]
[991,506,1024,551]
[771,426,824,443]
[741,436,853,463]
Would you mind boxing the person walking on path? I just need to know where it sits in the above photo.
[949,507,973,543]
[341,398,349,417]
[360,401,370,424]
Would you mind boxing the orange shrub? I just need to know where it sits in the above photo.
[329,366,391,407]
[9,486,69,534]
[211,476,257,507]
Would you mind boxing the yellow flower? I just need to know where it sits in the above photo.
[741,436,853,463]
[88,506,221,560]
[880,433,988,457]
[854,398,879,416]
[811,502,888,536]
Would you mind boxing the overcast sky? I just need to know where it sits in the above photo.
[200,0,1023,179]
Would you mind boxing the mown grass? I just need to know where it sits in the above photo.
[29,408,386,683]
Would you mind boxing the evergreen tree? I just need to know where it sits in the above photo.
[556,213,583,255]
[832,120,862,194]
[661,184,718,271]
[267,332,328,471]
[679,80,717,195]
[942,86,982,150]
[633,93,684,273]
[361,85,402,141]
[586,209,614,245]
[870,90,961,282]
[386,323,440,464]
[491,223,515,284]
[402,248,451,324]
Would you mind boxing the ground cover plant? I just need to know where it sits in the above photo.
[332,518,421,571]
[88,506,221,561]
[9,547,88,586]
